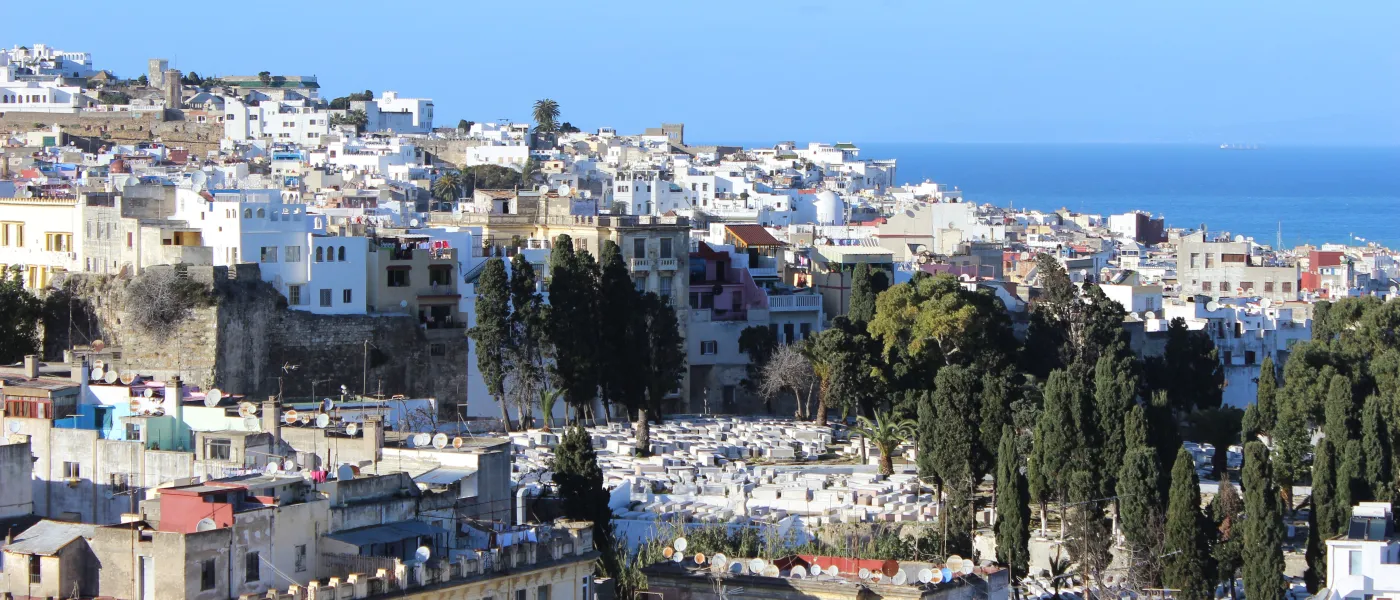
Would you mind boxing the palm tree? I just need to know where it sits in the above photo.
[532,98,560,133]
[851,409,917,475]
[539,388,563,431]
[432,171,461,206]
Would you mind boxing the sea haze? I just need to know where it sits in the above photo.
[857,143,1400,249]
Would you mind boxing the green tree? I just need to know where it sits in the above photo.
[546,235,600,418]
[1116,447,1163,554]
[1065,469,1112,584]
[1312,439,1342,537]
[1324,374,1357,444]
[1242,442,1286,600]
[929,365,985,482]
[1186,407,1244,480]
[851,410,916,476]
[258,71,271,86]
[597,240,642,423]
[1094,354,1137,484]
[1149,317,1226,412]
[805,317,881,424]
[552,426,616,573]
[533,98,560,133]
[1246,355,1279,439]
[848,262,877,323]
[640,292,685,445]
[869,272,1016,369]
[1163,448,1213,600]
[994,426,1030,579]
[1338,438,1367,514]
[468,259,513,430]
[979,369,1015,477]
[1305,493,1325,593]
[0,267,42,364]
[508,254,548,428]
[1362,394,1392,501]
[1028,370,1082,536]
[1124,404,1150,452]
[1210,476,1245,600]
[1272,394,1312,511]
[431,171,461,206]
[457,119,472,132]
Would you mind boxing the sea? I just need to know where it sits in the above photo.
[849,143,1400,250]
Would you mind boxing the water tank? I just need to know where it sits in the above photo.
[814,190,845,225]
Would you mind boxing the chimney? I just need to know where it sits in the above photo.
[70,357,89,384]
[165,376,184,449]
[262,396,281,449]
[22,355,40,380]
[363,416,383,472]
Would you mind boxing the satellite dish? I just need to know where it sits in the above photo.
[939,567,953,581]
[871,571,884,583]
[283,459,296,471]
[763,565,780,577]
[662,547,674,559]
[238,402,256,418]
[1206,300,1220,312]
[195,517,218,532]
[711,553,728,569]
[858,568,871,580]
[928,568,943,584]
[558,184,572,197]
[1234,234,1245,242]
[432,433,448,449]
[9,421,22,433]
[452,437,464,449]
[674,538,688,552]
[892,570,908,585]
[694,553,706,565]
[205,388,223,407]
[264,462,280,475]
[105,371,119,384]
[120,373,136,385]
[346,423,359,436]
[321,397,334,412]
[749,559,767,575]
[1144,311,1156,320]
[917,568,934,584]
[947,556,963,572]
[414,546,431,562]
[92,339,105,352]
[1260,298,1273,308]
[190,170,207,190]
[672,552,684,563]
[959,561,973,575]
[336,463,355,480]
[316,413,331,428]
[243,416,259,430]
[729,562,744,575]
[825,565,839,577]
[399,300,409,308]
[410,218,421,228]
[283,409,299,424]
[299,413,311,425]
[413,432,431,447]
[129,399,142,412]
[91,367,105,381]
[808,565,822,577]
[93,359,106,371]
[144,388,155,398]
[790,569,804,579]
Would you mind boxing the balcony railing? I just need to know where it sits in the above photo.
[748,267,779,278]
[657,258,679,270]
[630,258,653,271]
[768,295,822,311]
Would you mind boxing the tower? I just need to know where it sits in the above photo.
[147,58,168,87]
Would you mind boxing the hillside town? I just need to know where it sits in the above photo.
[1,44,1398,600]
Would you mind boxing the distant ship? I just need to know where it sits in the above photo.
[1219,143,1260,150]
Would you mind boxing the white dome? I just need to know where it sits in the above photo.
[814,190,845,225]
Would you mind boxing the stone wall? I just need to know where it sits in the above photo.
[0,109,222,155]
[52,265,471,414]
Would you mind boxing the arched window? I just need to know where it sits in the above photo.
[338,246,346,261]
[315,247,324,262]
[243,208,252,218]
[256,208,265,218]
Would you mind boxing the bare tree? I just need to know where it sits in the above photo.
[126,268,207,339]
[758,344,817,420]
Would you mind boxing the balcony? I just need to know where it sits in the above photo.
[630,258,653,271]
[768,294,822,312]
[657,258,679,270]
[748,266,779,278]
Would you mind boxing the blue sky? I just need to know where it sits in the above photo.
[5,0,1396,144]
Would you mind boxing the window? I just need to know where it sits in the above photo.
[343,289,353,303]
[1264,281,1274,293]
[388,269,410,287]
[430,343,446,357]
[62,461,80,479]
[256,208,265,218]
[700,341,718,355]
[1222,253,1248,264]
[1219,281,1229,294]
[201,558,216,590]
[127,231,134,248]
[660,237,673,259]
[1350,550,1362,574]
[800,322,812,339]
[660,276,672,301]
[207,438,232,461]
[110,473,130,494]
[285,245,301,263]
[429,267,452,286]
[633,238,646,259]
[316,247,324,262]
[338,246,346,261]
[783,323,795,344]
[245,551,260,582]
[319,289,332,307]
[1241,281,1255,294]
[1245,350,1256,365]
[295,544,307,572]
[125,422,142,440]
[537,584,551,600]
[516,590,527,600]
[1205,254,1215,268]
[288,284,303,306]
[45,232,72,251]
[30,555,41,584]
[1283,282,1293,293]
[260,246,278,263]
[1202,282,1212,291]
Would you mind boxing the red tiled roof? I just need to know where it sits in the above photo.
[725,224,783,247]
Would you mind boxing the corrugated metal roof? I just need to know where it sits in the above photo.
[325,520,446,548]
[413,467,477,487]
[3,520,96,556]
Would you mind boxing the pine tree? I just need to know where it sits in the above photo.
[468,258,513,430]
[1242,442,1286,600]
[1324,374,1356,445]
[994,426,1030,578]
[848,262,876,323]
[552,425,615,571]
[1163,448,1212,600]
[1361,394,1392,501]
[1116,447,1163,553]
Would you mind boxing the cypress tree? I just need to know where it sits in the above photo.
[508,253,547,428]
[596,240,637,420]
[1066,469,1112,580]
[848,262,876,323]
[1324,374,1356,445]
[1116,447,1162,553]
[994,426,1030,578]
[1210,477,1245,598]
[468,258,513,430]
[1146,390,1179,500]
[1304,495,1324,593]
[552,426,616,571]
[931,365,983,483]
[1361,394,1392,501]
[979,370,1014,481]
[1312,439,1341,537]
[1272,394,1311,511]
[1253,355,1278,435]
[1242,442,1286,600]
[546,235,599,416]
[1163,448,1212,600]
[1029,370,1080,533]
[1124,404,1150,452]
[1338,438,1367,512]
[1094,354,1137,485]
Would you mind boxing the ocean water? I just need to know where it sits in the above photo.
[858,143,1400,249]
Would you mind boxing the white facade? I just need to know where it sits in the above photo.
[315,137,417,174]
[0,197,81,288]
[464,144,529,169]
[356,91,434,134]
[4,44,95,78]
[1155,297,1311,408]
[305,236,368,314]
[174,188,314,302]
[224,97,329,145]
[0,55,90,113]
[1326,503,1400,599]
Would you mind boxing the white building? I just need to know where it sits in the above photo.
[1155,296,1311,408]
[0,54,91,114]
[174,188,316,305]
[354,91,434,134]
[1325,502,1400,599]
[3,44,95,78]
[224,97,329,145]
